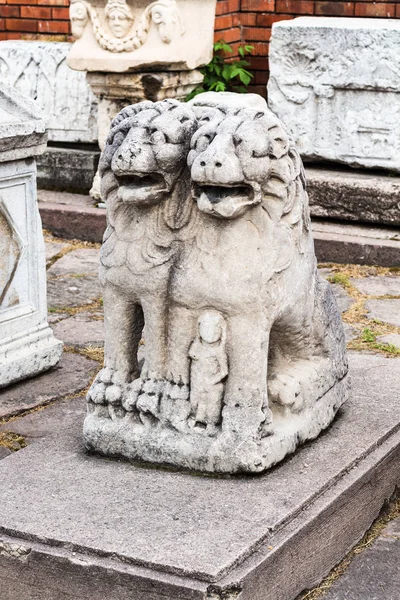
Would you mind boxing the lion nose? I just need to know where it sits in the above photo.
[200,159,223,168]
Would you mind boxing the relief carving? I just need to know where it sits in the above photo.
[84,95,349,474]
[70,0,184,53]
[0,200,24,309]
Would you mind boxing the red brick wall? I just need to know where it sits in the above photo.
[1,0,399,95]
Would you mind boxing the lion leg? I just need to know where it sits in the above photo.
[268,275,348,414]
[222,312,273,439]
[87,283,144,416]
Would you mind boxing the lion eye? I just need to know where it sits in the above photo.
[252,147,270,158]
[196,135,211,152]
[233,135,242,148]
[149,130,168,144]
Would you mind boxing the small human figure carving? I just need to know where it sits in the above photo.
[105,0,134,38]
[188,311,228,434]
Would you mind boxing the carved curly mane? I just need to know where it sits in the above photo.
[99,100,197,272]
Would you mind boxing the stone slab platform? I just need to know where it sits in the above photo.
[0,352,399,600]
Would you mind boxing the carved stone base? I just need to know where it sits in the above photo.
[87,70,203,199]
[83,375,350,474]
[0,326,63,389]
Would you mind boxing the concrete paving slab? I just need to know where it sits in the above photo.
[366,299,400,327]
[0,353,398,600]
[52,313,104,347]
[376,334,400,349]
[47,275,101,309]
[323,518,400,600]
[48,248,100,277]
[350,276,400,297]
[0,353,99,419]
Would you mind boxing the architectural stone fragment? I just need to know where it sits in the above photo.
[0,41,98,143]
[0,85,63,388]
[84,93,349,474]
[268,18,400,172]
[67,0,217,72]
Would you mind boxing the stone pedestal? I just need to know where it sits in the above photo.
[268,18,400,173]
[0,85,63,388]
[87,69,202,198]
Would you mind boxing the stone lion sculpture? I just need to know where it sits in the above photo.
[84,93,349,474]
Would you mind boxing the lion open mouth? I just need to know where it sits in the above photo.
[116,173,167,204]
[193,183,256,219]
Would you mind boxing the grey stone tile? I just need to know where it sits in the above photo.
[351,276,400,297]
[376,334,400,349]
[48,248,100,277]
[0,353,99,419]
[366,299,400,327]
[331,284,355,314]
[52,313,104,347]
[45,241,69,263]
[0,446,12,459]
[324,520,400,600]
[47,275,101,309]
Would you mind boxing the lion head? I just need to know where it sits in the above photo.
[100,99,197,208]
[188,103,308,228]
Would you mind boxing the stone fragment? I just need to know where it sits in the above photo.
[67,0,217,72]
[52,313,104,347]
[0,353,398,600]
[376,334,400,349]
[47,276,101,309]
[48,248,100,277]
[0,85,63,388]
[0,41,98,143]
[351,276,400,297]
[84,94,349,474]
[37,146,100,194]
[306,167,400,227]
[0,353,99,419]
[366,299,400,328]
[268,18,400,172]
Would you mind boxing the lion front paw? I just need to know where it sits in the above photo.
[268,373,303,413]
[87,368,126,419]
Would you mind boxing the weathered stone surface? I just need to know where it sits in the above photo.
[351,275,400,297]
[0,41,98,143]
[0,447,12,460]
[67,0,217,72]
[0,353,98,419]
[344,324,358,343]
[0,85,62,388]
[38,192,106,243]
[0,353,398,600]
[52,313,104,347]
[45,241,70,263]
[366,299,400,327]
[323,518,400,600]
[331,284,354,314]
[268,18,400,173]
[306,167,400,227]
[84,94,349,474]
[376,333,400,349]
[48,248,100,277]
[37,146,100,194]
[47,275,101,309]
[312,220,400,267]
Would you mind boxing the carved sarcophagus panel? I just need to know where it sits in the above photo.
[67,0,217,73]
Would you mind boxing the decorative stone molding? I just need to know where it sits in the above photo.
[0,41,98,144]
[67,0,217,72]
[83,93,349,474]
[268,18,400,172]
[0,85,63,388]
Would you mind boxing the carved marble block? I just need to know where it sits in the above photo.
[0,41,98,143]
[268,17,400,172]
[0,85,63,388]
[67,0,217,72]
[84,93,350,474]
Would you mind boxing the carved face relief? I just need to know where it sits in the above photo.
[105,0,133,39]
[70,1,89,38]
[189,108,288,220]
[109,102,196,206]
